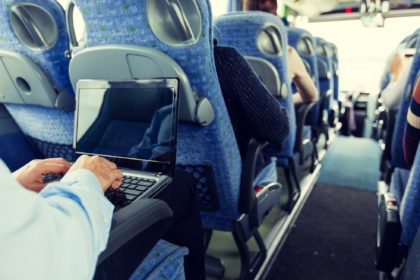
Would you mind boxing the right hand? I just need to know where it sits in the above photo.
[68,155,123,192]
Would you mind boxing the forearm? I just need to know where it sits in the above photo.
[295,75,318,103]
[293,92,304,105]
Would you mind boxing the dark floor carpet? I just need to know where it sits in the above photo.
[318,136,380,192]
[267,184,378,280]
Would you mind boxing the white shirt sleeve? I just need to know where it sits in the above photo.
[382,59,413,111]
[0,161,114,280]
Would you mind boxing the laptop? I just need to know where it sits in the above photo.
[74,79,180,210]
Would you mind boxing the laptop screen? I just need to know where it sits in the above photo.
[74,79,179,176]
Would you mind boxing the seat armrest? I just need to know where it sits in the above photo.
[294,102,316,153]
[98,198,173,263]
[238,139,268,215]
[376,192,402,272]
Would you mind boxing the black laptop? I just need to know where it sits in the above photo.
[74,79,179,210]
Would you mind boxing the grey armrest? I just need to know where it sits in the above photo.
[98,198,173,263]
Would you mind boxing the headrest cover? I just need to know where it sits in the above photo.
[317,58,330,79]
[257,25,283,56]
[146,0,202,46]
[296,36,315,56]
[9,3,58,51]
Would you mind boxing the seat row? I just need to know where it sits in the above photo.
[375,28,420,278]
[0,0,340,279]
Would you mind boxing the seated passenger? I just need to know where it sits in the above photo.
[0,156,122,279]
[246,1,318,105]
[287,46,319,104]
[246,0,278,14]
[403,76,420,166]
[382,51,414,110]
[214,45,290,174]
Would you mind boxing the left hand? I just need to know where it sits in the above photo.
[13,158,72,192]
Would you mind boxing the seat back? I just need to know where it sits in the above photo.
[287,27,320,135]
[400,109,420,247]
[69,0,242,231]
[390,35,420,170]
[315,37,334,111]
[214,11,296,160]
[0,0,76,161]
[400,227,420,280]
[329,42,339,101]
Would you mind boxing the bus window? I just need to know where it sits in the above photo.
[209,0,228,17]
[298,16,420,94]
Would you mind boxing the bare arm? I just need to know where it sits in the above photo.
[287,47,318,104]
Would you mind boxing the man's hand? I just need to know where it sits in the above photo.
[68,155,123,192]
[13,158,71,192]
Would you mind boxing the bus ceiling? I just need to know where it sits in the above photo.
[240,0,420,27]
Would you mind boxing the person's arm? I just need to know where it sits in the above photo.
[214,46,290,145]
[287,47,318,105]
[404,76,420,166]
[0,156,122,280]
[382,57,413,111]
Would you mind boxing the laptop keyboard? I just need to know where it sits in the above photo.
[105,175,157,209]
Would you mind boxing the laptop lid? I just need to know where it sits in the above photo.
[74,79,179,176]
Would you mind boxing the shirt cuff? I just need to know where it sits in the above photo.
[60,169,104,196]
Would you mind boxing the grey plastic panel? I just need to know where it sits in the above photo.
[257,25,283,56]
[69,45,214,125]
[0,50,57,107]
[317,58,331,79]
[245,56,281,97]
[302,60,312,75]
[9,3,58,51]
[146,0,202,47]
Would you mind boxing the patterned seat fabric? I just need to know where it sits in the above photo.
[390,168,410,205]
[329,42,339,101]
[400,146,420,247]
[73,0,242,231]
[129,240,188,280]
[314,37,334,112]
[287,27,321,135]
[390,34,420,170]
[214,12,296,162]
[0,0,76,161]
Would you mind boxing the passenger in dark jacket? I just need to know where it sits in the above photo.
[214,45,290,173]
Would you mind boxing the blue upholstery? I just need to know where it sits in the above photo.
[0,0,76,161]
[214,12,296,162]
[400,146,420,247]
[390,35,420,170]
[73,0,242,230]
[129,240,188,280]
[329,42,339,101]
[287,27,321,135]
[390,168,410,205]
[0,133,38,171]
[315,37,334,112]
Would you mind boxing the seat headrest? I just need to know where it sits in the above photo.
[0,0,74,110]
[317,58,331,79]
[245,56,286,98]
[9,3,59,51]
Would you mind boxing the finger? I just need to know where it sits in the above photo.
[38,162,71,175]
[110,170,123,189]
[43,158,72,169]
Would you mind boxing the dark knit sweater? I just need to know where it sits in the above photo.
[214,46,290,169]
